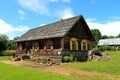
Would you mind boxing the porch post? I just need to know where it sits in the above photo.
[61,38,64,50]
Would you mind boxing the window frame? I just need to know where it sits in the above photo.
[46,39,53,50]
[70,37,78,51]
[81,39,88,50]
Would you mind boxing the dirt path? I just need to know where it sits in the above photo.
[0,61,120,80]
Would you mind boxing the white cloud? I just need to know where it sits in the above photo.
[108,16,120,20]
[18,10,26,19]
[40,24,46,26]
[19,0,49,15]
[18,0,73,17]
[14,26,29,32]
[86,18,97,22]
[18,10,26,15]
[0,19,29,39]
[58,7,74,19]
[87,18,120,36]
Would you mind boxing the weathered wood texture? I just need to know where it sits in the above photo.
[15,15,95,62]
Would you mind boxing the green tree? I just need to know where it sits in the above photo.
[101,35,108,39]
[91,29,102,47]
[6,40,17,50]
[116,33,120,38]
[0,34,8,51]
[108,36,115,39]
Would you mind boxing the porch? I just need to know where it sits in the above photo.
[15,37,91,62]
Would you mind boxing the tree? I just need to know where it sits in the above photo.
[0,34,8,51]
[108,36,115,39]
[116,33,120,38]
[91,29,102,47]
[101,35,108,39]
[6,40,17,50]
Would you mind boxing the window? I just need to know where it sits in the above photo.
[47,40,52,49]
[53,38,61,49]
[46,40,53,50]
[64,37,70,50]
[81,39,88,50]
[35,42,39,49]
[72,41,76,50]
[83,42,86,50]
[32,41,39,51]
[39,40,44,49]
[70,38,78,50]
[25,42,32,49]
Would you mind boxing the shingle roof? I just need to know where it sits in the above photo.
[16,15,92,42]
[98,38,120,46]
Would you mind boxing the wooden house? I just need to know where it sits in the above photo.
[15,15,95,61]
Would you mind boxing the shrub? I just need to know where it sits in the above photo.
[74,54,87,62]
[0,52,4,56]
[63,54,87,62]
[30,51,34,56]
[63,56,70,62]
[69,54,73,62]
[76,54,83,61]
[0,50,14,56]
[99,45,116,51]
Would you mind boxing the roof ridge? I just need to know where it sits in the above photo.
[16,15,85,42]
[29,15,82,31]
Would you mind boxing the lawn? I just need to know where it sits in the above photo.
[63,51,120,75]
[0,56,13,60]
[0,61,110,80]
[0,51,120,80]
[0,62,76,80]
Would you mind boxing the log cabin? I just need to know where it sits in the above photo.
[15,15,95,61]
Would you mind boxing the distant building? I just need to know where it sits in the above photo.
[98,38,120,46]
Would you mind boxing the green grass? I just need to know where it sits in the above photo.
[0,62,110,80]
[0,51,120,80]
[63,51,120,75]
[0,62,76,80]
[0,56,13,60]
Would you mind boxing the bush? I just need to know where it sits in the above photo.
[0,50,13,56]
[63,55,73,62]
[76,54,84,61]
[3,50,15,56]
[63,56,70,62]
[30,51,34,56]
[0,52,4,56]
[63,54,88,62]
[69,54,73,62]
[74,54,87,62]
[99,46,116,51]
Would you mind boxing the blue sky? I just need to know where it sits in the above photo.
[0,0,120,39]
